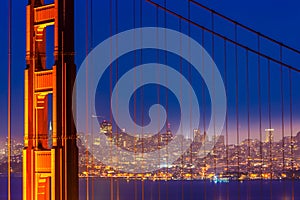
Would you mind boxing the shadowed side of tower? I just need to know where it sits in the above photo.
[23,0,78,199]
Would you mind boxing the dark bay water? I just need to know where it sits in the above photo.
[1,177,299,199]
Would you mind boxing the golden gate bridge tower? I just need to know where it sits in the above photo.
[23,0,78,199]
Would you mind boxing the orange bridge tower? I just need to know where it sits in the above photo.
[23,0,78,199]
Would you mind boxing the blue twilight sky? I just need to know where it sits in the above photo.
[0,0,300,144]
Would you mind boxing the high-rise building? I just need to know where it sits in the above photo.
[193,129,201,143]
[212,135,225,147]
[295,131,300,143]
[265,129,274,143]
[100,120,112,135]
[193,129,209,144]
[161,129,173,144]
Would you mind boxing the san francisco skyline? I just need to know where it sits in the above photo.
[1,0,300,199]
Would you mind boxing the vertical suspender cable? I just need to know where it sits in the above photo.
[90,0,95,199]
[163,0,168,199]
[188,0,191,177]
[257,35,263,198]
[188,0,192,173]
[113,0,120,198]
[234,24,240,200]
[289,68,294,199]
[91,116,94,200]
[246,50,250,200]
[211,12,217,200]
[201,28,207,200]
[279,45,286,197]
[115,0,120,198]
[267,59,271,154]
[179,18,184,200]
[155,5,161,200]
[133,1,138,199]
[268,60,273,199]
[188,2,193,199]
[201,29,206,142]
[133,1,138,200]
[85,0,90,198]
[224,40,229,200]
[7,0,12,199]
[267,60,272,199]
[139,0,145,199]
[109,0,114,199]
